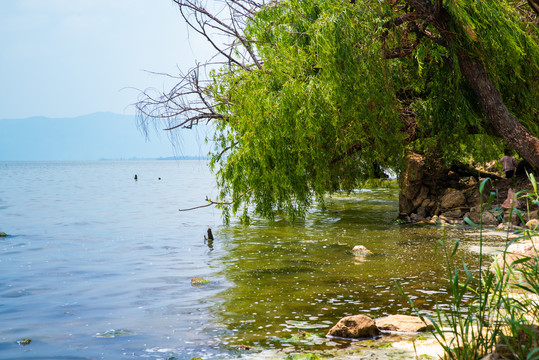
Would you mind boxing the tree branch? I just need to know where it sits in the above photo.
[529,0,539,16]
[179,189,252,211]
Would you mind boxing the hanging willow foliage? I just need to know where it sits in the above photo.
[137,0,539,222]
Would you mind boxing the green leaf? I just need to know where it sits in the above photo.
[479,178,490,196]
[464,217,480,229]
[451,239,460,258]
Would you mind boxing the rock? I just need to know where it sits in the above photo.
[352,245,372,255]
[404,153,425,183]
[399,153,426,215]
[440,190,466,209]
[191,277,211,286]
[468,206,499,226]
[441,209,464,219]
[497,223,516,232]
[503,211,522,226]
[412,186,429,209]
[416,199,436,218]
[528,210,539,221]
[416,206,427,219]
[0,232,7,237]
[501,188,522,209]
[483,211,500,226]
[237,344,253,351]
[399,193,416,216]
[410,213,423,222]
[375,315,434,333]
[17,338,31,346]
[466,182,491,208]
[526,219,539,230]
[327,315,380,339]
[492,241,539,273]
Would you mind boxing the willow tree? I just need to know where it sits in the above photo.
[138,0,539,222]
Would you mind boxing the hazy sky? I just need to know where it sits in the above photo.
[0,0,212,119]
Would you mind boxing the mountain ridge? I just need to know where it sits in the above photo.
[0,112,209,161]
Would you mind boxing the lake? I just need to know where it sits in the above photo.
[0,161,502,359]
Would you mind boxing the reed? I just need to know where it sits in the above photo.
[401,175,539,359]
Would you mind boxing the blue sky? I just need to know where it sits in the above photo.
[0,0,212,120]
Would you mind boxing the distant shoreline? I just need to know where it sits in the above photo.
[99,156,211,161]
[0,157,211,162]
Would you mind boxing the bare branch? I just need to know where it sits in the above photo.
[136,63,226,136]
[173,0,265,71]
[529,0,539,16]
[179,188,252,211]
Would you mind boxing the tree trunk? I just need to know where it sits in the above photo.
[404,0,539,169]
[457,51,539,170]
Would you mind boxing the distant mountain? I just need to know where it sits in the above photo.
[0,112,210,161]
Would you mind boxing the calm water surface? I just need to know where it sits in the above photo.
[0,161,503,359]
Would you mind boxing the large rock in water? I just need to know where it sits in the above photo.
[491,241,539,273]
[327,315,380,339]
[399,153,426,215]
[376,315,434,333]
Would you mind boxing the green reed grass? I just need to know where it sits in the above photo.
[400,175,539,359]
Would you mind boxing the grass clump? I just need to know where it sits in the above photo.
[403,175,539,359]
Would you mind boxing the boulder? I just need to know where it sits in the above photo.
[526,210,539,222]
[375,315,434,333]
[191,277,211,286]
[503,211,522,226]
[526,219,539,230]
[327,315,380,339]
[501,188,522,209]
[440,190,466,209]
[352,245,372,255]
[468,206,499,226]
[399,153,427,215]
[416,206,427,219]
[412,186,430,209]
[404,153,425,183]
[441,209,464,219]
[399,193,416,216]
[492,241,539,273]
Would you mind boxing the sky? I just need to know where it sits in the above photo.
[0,0,212,120]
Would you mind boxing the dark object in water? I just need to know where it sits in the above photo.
[18,338,31,346]
[134,174,138,181]
[204,228,214,250]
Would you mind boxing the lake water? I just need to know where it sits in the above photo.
[0,161,503,359]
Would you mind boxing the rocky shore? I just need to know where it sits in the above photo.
[399,153,538,228]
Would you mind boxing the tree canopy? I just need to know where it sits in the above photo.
[137,0,539,222]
